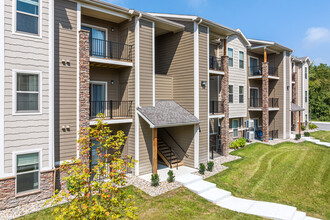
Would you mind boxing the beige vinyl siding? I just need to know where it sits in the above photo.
[199,25,208,163]
[302,63,309,122]
[138,19,154,175]
[155,74,173,100]
[3,0,51,173]
[54,0,77,162]
[227,35,247,118]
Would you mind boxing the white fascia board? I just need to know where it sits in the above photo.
[89,57,133,66]
[152,21,155,107]
[89,118,133,126]
[80,2,131,20]
[136,111,155,128]
[147,13,198,21]
[209,114,225,119]
[209,70,225,75]
[193,21,199,168]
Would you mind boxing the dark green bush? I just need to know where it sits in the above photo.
[304,132,310,137]
[301,125,306,131]
[167,170,175,183]
[207,161,214,172]
[151,174,160,187]
[199,163,206,175]
[295,134,301,140]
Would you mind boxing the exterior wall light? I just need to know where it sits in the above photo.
[201,81,207,87]
[111,80,115,85]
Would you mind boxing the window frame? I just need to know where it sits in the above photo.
[249,56,259,75]
[81,23,109,58]
[12,70,42,115]
[228,48,234,67]
[239,51,244,69]
[305,67,308,79]
[13,0,42,38]
[239,85,244,103]
[305,91,308,102]
[229,85,234,103]
[232,119,239,138]
[13,149,42,195]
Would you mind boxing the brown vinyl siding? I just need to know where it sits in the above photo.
[54,0,77,162]
[199,25,208,163]
[155,74,173,100]
[138,117,153,175]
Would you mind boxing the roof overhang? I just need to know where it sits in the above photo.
[291,103,305,112]
[292,56,311,65]
[248,38,293,55]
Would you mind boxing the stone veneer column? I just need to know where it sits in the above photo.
[262,62,269,142]
[292,72,298,131]
[79,30,90,131]
[220,56,229,156]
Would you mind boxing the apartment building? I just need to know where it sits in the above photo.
[0,0,310,210]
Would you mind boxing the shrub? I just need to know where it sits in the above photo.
[309,123,318,130]
[151,174,160,186]
[167,170,175,183]
[199,163,206,175]
[295,134,301,140]
[301,125,306,131]
[304,132,310,137]
[229,138,246,149]
[207,161,214,172]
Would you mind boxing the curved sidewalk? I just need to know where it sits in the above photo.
[176,174,320,220]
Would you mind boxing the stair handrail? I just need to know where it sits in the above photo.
[161,128,189,158]
[159,137,182,169]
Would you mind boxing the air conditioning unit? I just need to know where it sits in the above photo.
[249,131,255,140]
[246,119,254,128]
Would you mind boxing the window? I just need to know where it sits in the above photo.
[249,57,259,75]
[232,119,239,138]
[305,91,307,102]
[16,72,40,113]
[229,85,233,103]
[305,67,308,79]
[81,25,107,58]
[16,152,39,194]
[16,0,39,35]
[239,86,244,103]
[228,48,233,67]
[239,51,244,69]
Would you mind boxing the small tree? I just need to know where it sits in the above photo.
[47,115,137,219]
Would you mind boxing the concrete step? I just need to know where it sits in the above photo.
[186,180,216,194]
[245,201,297,220]
[292,211,306,220]
[318,142,330,147]
[176,174,202,186]
[199,188,231,203]
[304,216,321,220]
[217,196,256,213]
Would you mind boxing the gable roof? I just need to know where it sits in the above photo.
[248,38,293,53]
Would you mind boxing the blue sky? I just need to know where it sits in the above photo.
[105,0,330,65]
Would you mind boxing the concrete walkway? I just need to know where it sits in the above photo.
[311,121,330,131]
[301,136,330,147]
[176,174,320,220]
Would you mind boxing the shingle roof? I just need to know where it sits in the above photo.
[291,103,305,112]
[137,100,200,128]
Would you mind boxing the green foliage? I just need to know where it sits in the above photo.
[295,134,301,140]
[167,170,175,183]
[301,125,306,131]
[304,132,310,137]
[309,64,330,121]
[151,174,160,187]
[199,163,206,175]
[309,123,318,130]
[46,114,137,219]
[229,138,247,149]
[207,161,214,172]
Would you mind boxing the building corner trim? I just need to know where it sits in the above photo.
[283,51,287,139]
[0,0,5,177]
[49,0,54,169]
[193,22,199,168]
[76,3,81,159]
[135,16,140,175]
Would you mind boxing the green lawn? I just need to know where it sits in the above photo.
[310,130,330,142]
[207,142,330,219]
[20,186,259,220]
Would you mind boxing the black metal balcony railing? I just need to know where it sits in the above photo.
[209,56,222,71]
[292,73,296,82]
[90,38,133,62]
[249,65,279,77]
[209,101,224,114]
[269,130,279,139]
[249,98,262,108]
[90,101,133,119]
[269,98,279,108]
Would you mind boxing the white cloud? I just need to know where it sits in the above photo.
[187,0,208,9]
[304,27,330,46]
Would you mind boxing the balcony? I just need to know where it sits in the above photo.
[90,100,133,124]
[292,73,296,83]
[209,100,224,116]
[249,65,279,79]
[248,98,262,108]
[269,129,279,140]
[268,98,279,108]
[248,98,279,110]
[89,38,133,67]
[209,56,223,75]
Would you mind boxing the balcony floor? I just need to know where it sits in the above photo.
[89,117,133,125]
[90,57,133,68]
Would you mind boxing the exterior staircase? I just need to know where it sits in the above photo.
[157,137,184,168]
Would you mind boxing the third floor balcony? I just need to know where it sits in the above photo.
[249,65,279,79]
[209,56,223,75]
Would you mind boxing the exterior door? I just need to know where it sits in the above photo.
[250,88,259,107]
[90,82,107,117]
[249,57,258,75]
[81,26,106,57]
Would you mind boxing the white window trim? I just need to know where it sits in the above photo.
[81,23,108,57]
[228,47,234,67]
[238,85,244,103]
[12,70,42,115]
[232,119,239,137]
[12,0,43,39]
[12,148,42,195]
[229,84,234,103]
[239,51,244,69]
